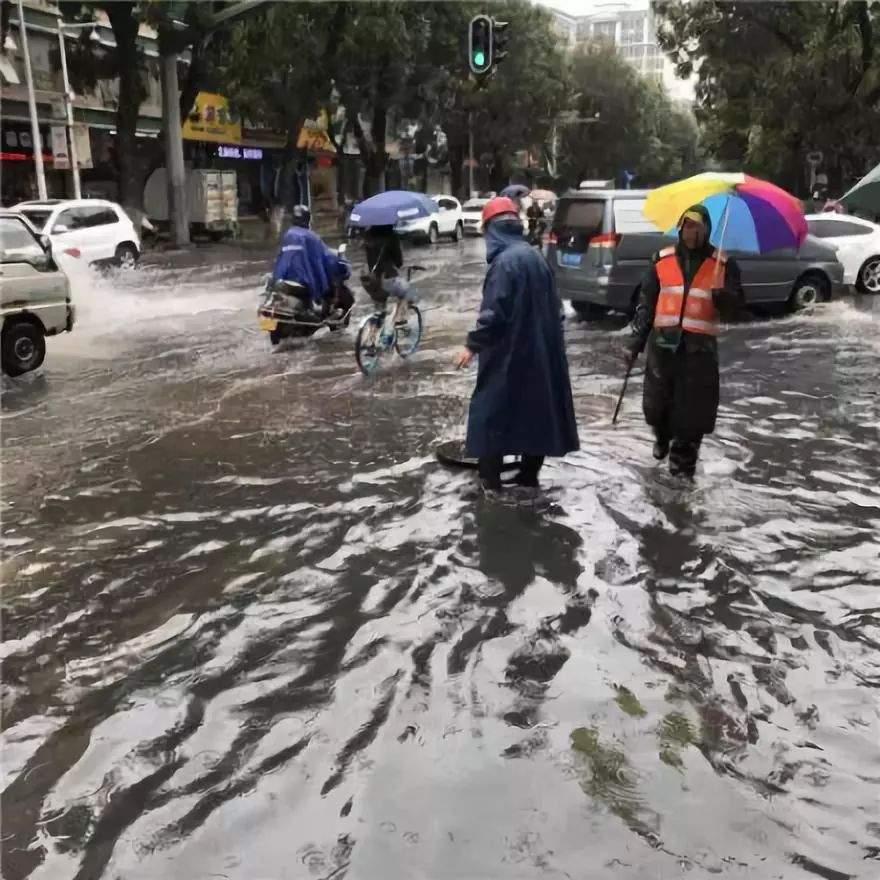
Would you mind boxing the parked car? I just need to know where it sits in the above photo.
[395,195,463,244]
[1,211,75,376]
[805,213,880,294]
[461,197,491,235]
[548,190,846,318]
[13,198,140,271]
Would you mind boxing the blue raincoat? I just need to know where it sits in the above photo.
[271,226,343,299]
[465,220,580,459]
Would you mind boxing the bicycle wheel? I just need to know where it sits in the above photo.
[394,305,423,358]
[355,314,384,375]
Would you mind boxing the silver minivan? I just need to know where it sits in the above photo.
[548,190,847,318]
[1,212,75,376]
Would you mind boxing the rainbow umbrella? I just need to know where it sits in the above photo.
[643,172,807,253]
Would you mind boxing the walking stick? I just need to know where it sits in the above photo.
[612,356,635,425]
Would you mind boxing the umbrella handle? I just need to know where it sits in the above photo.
[612,357,635,425]
[714,199,731,288]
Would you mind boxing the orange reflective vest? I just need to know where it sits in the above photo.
[653,246,725,336]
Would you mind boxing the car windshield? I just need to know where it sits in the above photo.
[18,208,53,232]
[0,216,45,263]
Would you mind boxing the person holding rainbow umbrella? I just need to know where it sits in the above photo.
[624,173,807,477]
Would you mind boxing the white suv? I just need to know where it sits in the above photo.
[1,212,75,376]
[395,195,464,244]
[13,199,140,271]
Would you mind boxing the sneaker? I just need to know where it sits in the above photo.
[653,439,670,460]
[379,331,394,347]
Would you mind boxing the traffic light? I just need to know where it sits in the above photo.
[492,19,509,66]
[469,15,492,75]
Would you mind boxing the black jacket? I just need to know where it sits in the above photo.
[364,231,403,279]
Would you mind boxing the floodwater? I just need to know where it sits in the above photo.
[2,239,879,880]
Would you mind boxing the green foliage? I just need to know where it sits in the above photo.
[219,0,570,192]
[559,40,701,188]
[653,0,880,194]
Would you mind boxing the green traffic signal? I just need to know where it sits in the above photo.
[469,14,492,74]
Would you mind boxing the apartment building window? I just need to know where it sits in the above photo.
[620,15,645,47]
[593,20,617,44]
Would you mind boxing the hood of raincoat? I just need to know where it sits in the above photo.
[677,203,714,258]
[485,218,525,264]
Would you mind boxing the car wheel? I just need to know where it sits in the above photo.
[452,221,463,242]
[572,301,609,321]
[115,243,139,270]
[856,255,880,294]
[788,273,828,312]
[2,321,46,376]
[428,224,439,245]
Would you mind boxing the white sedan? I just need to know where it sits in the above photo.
[805,213,880,293]
[461,197,490,235]
[14,199,141,270]
[395,195,464,244]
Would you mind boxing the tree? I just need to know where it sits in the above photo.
[558,41,700,189]
[60,2,146,208]
[220,0,571,200]
[653,0,880,194]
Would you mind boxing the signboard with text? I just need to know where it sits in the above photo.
[183,92,242,144]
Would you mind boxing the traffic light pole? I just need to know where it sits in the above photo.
[468,112,475,198]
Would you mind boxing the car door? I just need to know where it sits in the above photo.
[733,247,800,304]
[0,216,66,309]
[440,198,459,234]
[810,218,875,284]
[49,207,90,261]
[78,205,121,263]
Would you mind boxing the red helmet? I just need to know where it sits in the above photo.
[482,196,520,226]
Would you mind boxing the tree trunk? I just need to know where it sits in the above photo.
[449,143,465,200]
[365,102,388,197]
[107,3,143,210]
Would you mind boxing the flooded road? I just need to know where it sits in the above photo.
[2,239,879,880]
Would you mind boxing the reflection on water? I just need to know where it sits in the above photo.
[1,253,879,879]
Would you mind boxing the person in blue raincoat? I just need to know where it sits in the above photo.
[271,205,340,305]
[455,197,579,491]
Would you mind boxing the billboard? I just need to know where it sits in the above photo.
[182,93,242,144]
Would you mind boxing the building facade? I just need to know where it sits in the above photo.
[545,2,694,104]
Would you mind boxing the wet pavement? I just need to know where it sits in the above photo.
[2,238,879,880]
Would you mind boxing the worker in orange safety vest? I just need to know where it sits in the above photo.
[624,204,745,477]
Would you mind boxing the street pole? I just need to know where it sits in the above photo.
[17,0,47,199]
[160,51,189,247]
[56,20,81,199]
[468,111,474,198]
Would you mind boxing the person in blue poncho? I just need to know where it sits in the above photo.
[271,205,347,308]
[455,196,580,492]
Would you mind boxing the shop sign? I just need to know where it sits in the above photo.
[73,123,93,169]
[297,110,335,154]
[217,144,263,160]
[183,92,242,144]
[51,126,70,169]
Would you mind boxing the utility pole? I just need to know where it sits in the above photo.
[17,0,47,199]
[56,19,82,198]
[468,112,475,198]
[160,48,189,247]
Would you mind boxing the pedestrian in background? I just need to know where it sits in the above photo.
[624,204,745,477]
[456,196,579,492]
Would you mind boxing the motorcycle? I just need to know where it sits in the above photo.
[258,243,355,346]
